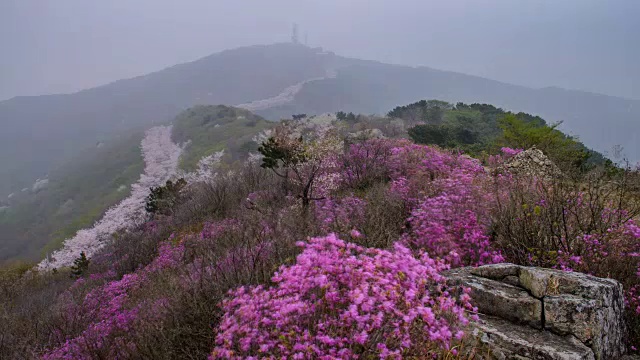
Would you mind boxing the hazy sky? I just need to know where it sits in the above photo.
[1,0,639,101]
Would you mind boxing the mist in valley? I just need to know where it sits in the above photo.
[2,3,640,358]
[2,0,639,100]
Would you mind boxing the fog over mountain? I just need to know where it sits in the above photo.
[1,0,640,260]
[4,4,640,357]
[1,0,639,101]
[1,43,639,198]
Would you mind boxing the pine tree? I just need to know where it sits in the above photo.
[70,251,90,278]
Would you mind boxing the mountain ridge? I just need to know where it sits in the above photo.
[2,42,639,198]
[0,43,330,195]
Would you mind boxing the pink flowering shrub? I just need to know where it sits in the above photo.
[375,141,503,266]
[403,170,503,267]
[406,198,503,267]
[340,139,398,190]
[484,147,523,168]
[493,178,640,273]
[556,221,640,347]
[387,143,486,203]
[628,285,640,343]
[19,136,640,359]
[490,169,640,350]
[500,147,523,157]
[43,213,293,359]
[43,241,185,359]
[314,195,367,235]
[212,234,476,359]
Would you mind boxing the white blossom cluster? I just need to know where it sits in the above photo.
[252,129,273,145]
[296,113,337,139]
[237,69,336,112]
[38,126,182,270]
[178,150,225,184]
[246,152,264,165]
[32,178,49,192]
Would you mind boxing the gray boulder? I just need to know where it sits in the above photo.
[446,267,542,329]
[474,314,594,360]
[497,147,563,180]
[444,264,626,359]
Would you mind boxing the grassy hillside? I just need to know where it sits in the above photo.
[172,105,274,171]
[390,100,608,169]
[0,131,145,263]
[4,42,640,202]
[4,104,640,358]
[0,99,613,264]
[0,105,272,264]
[0,43,332,196]
[6,43,640,199]
[257,63,640,161]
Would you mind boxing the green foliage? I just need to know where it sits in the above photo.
[408,124,479,149]
[388,99,453,124]
[402,100,604,170]
[0,131,145,263]
[258,136,307,171]
[0,261,33,290]
[70,252,89,278]
[1,105,271,264]
[496,114,590,170]
[238,140,259,154]
[408,124,449,146]
[172,105,273,171]
[145,178,187,215]
[334,111,357,123]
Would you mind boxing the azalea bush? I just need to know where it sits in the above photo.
[405,194,503,267]
[491,171,640,270]
[43,241,185,359]
[387,143,487,204]
[5,124,640,359]
[340,139,397,190]
[491,166,640,350]
[35,161,308,359]
[314,195,367,236]
[385,143,503,266]
[212,234,477,359]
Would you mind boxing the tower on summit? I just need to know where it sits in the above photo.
[291,23,299,44]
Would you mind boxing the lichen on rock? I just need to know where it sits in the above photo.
[444,264,627,359]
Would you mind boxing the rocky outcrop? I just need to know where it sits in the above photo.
[498,147,563,179]
[472,314,595,360]
[444,264,626,360]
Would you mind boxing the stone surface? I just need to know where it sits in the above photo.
[497,147,563,180]
[470,263,521,280]
[503,275,521,287]
[541,270,626,360]
[519,267,552,298]
[446,267,542,328]
[473,314,595,360]
[444,264,627,359]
